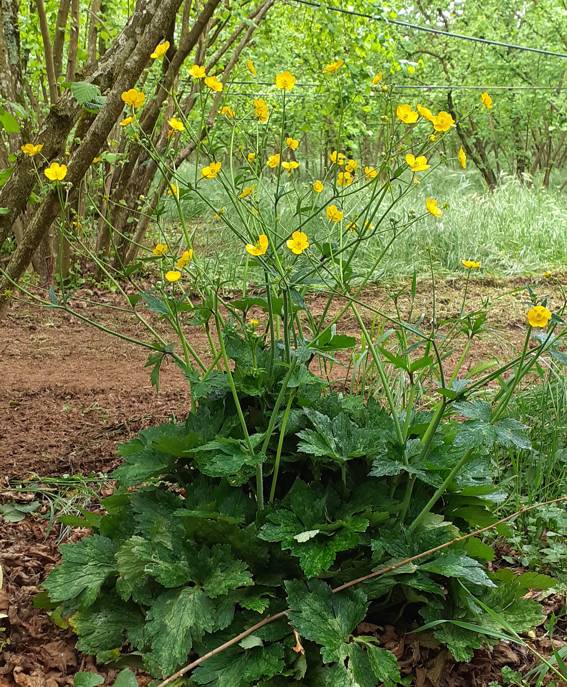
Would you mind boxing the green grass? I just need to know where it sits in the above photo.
[158,165,567,284]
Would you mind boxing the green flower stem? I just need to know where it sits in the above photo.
[492,327,531,422]
[214,303,263,511]
[269,389,295,504]
[260,361,296,458]
[408,447,474,534]
[351,304,405,446]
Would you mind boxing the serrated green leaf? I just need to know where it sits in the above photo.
[112,669,138,687]
[192,644,285,687]
[421,553,495,587]
[286,579,368,663]
[144,587,216,676]
[44,535,116,608]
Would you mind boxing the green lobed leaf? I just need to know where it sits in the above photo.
[44,535,116,608]
[421,552,496,587]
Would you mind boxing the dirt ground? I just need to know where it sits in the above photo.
[0,276,566,686]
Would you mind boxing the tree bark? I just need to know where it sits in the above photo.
[0,0,188,314]
[52,0,71,80]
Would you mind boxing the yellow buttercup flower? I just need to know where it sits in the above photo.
[165,270,181,282]
[220,105,235,118]
[248,318,260,328]
[336,170,353,187]
[364,166,377,179]
[286,230,309,255]
[481,91,493,110]
[275,71,296,91]
[461,259,481,270]
[432,111,455,132]
[416,104,434,122]
[527,305,551,328]
[189,64,206,79]
[286,137,299,150]
[119,116,134,127]
[176,249,193,269]
[245,234,269,256]
[167,183,179,198]
[371,72,383,85]
[246,59,257,76]
[168,117,184,132]
[239,186,254,199]
[21,143,43,156]
[323,59,344,74]
[329,150,346,166]
[282,160,299,173]
[150,40,170,59]
[425,197,443,218]
[267,153,281,168]
[396,104,419,124]
[458,146,467,170]
[326,204,343,222]
[201,161,221,179]
[205,75,223,92]
[312,180,324,193]
[121,88,145,109]
[405,154,430,172]
[247,152,256,163]
[253,98,269,123]
[345,159,358,173]
[44,161,67,181]
[152,243,168,256]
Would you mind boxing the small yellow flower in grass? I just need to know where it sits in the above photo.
[347,221,357,231]
[239,186,254,199]
[253,98,269,123]
[323,59,344,74]
[21,143,43,156]
[336,170,353,187]
[405,154,430,173]
[44,161,67,181]
[167,117,184,132]
[247,152,256,163]
[345,159,358,172]
[458,146,467,170]
[205,75,223,92]
[429,134,437,142]
[326,204,344,222]
[312,180,324,193]
[150,40,170,59]
[152,243,168,256]
[267,153,281,168]
[432,111,455,132]
[461,259,481,270]
[329,150,346,166]
[286,136,299,150]
[396,104,419,124]
[246,59,256,76]
[176,249,193,269]
[286,230,309,255]
[425,197,443,218]
[416,104,434,122]
[248,317,260,328]
[364,166,378,179]
[220,105,235,118]
[189,64,206,79]
[245,233,269,256]
[165,270,181,282]
[543,271,553,279]
[167,183,179,198]
[527,305,552,328]
[371,72,383,85]
[119,116,134,127]
[121,88,145,109]
[275,71,296,91]
[481,91,493,110]
[282,160,299,173]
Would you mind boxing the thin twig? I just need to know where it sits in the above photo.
[156,495,567,687]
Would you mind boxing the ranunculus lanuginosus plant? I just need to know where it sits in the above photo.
[39,67,567,684]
